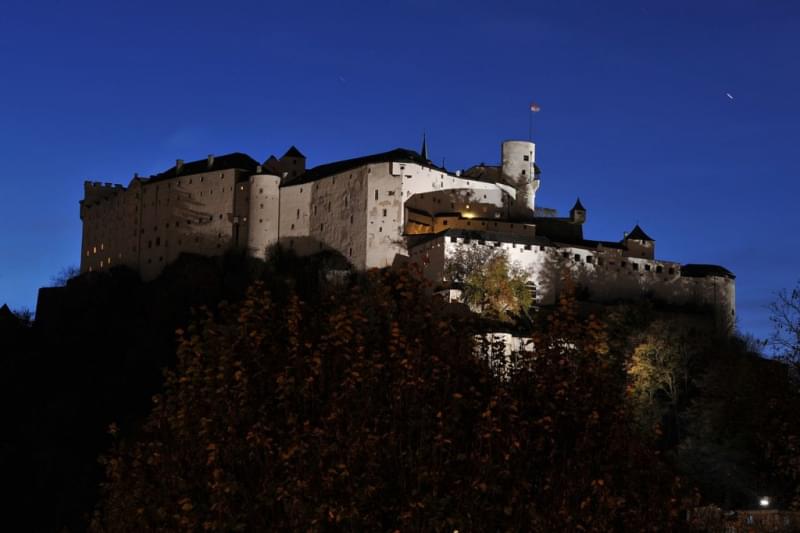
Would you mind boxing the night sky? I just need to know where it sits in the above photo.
[1,0,798,344]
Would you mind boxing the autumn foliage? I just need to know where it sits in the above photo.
[92,267,688,531]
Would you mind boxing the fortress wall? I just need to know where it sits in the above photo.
[366,163,405,268]
[417,236,727,314]
[137,169,238,280]
[407,236,447,283]
[304,166,369,268]
[277,182,313,254]
[246,174,281,259]
[80,182,138,275]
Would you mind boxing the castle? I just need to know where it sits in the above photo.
[79,138,735,326]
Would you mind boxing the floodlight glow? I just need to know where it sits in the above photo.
[759,496,770,507]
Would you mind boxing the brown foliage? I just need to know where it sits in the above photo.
[92,268,688,531]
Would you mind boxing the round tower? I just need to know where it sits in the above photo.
[501,140,539,218]
[247,173,281,259]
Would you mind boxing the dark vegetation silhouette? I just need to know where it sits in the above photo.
[1,251,799,530]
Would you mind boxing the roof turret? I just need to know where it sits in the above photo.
[625,224,654,241]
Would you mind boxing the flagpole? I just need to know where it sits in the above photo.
[529,109,532,141]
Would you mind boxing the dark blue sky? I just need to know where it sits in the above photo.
[2,0,798,342]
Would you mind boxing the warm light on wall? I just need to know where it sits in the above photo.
[461,212,476,219]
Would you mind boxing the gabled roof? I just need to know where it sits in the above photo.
[282,148,445,186]
[680,264,735,279]
[282,146,305,159]
[625,224,654,241]
[148,152,260,183]
[571,198,586,212]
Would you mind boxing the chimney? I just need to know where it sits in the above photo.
[207,154,214,168]
[176,159,184,174]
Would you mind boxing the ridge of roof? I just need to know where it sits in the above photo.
[680,264,735,279]
[148,152,260,183]
[281,147,446,186]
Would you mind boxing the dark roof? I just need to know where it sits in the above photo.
[680,264,735,279]
[282,148,444,186]
[148,152,260,183]
[571,198,586,212]
[626,224,654,241]
[282,146,305,159]
[580,239,626,250]
[532,217,583,244]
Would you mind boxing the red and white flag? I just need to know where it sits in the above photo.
[530,102,541,112]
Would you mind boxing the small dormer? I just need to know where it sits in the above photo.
[624,224,655,259]
[570,198,586,224]
[280,146,306,178]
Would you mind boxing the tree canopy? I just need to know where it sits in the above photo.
[91,268,687,531]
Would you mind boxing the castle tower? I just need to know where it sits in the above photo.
[501,140,539,219]
[570,198,586,224]
[624,224,655,259]
[280,146,306,179]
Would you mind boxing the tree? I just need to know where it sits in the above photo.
[91,267,687,531]
[626,320,702,440]
[50,265,81,287]
[768,281,800,374]
[445,247,532,321]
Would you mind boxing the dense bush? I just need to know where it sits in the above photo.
[91,268,687,531]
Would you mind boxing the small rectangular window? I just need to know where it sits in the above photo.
[656,265,663,273]
[523,155,529,161]
[382,209,387,217]
[645,264,651,271]
[375,189,379,200]
[632,263,639,271]
[668,267,675,275]
[586,256,593,263]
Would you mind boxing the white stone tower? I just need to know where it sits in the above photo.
[501,140,539,219]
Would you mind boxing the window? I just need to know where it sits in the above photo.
[586,256,593,264]
[375,189,379,200]
[350,215,353,224]
[291,223,295,230]
[656,265,663,273]
[442,220,448,225]
[645,264,651,271]
[378,227,382,232]
[382,209,387,216]
[296,208,300,219]
[562,252,568,258]
[632,263,639,271]
[155,237,160,246]
[668,267,675,275]
[574,254,580,261]
[147,240,152,249]
[523,155,529,161]
[259,188,263,194]
[320,223,324,231]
